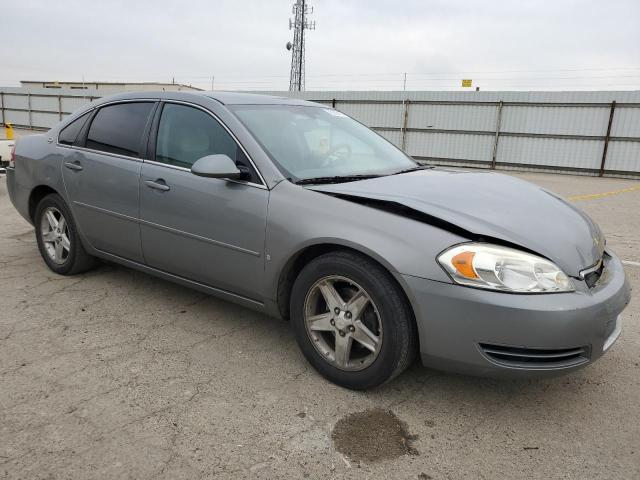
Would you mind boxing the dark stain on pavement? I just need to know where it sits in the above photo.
[332,408,418,463]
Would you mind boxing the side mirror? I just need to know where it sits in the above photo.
[191,154,241,179]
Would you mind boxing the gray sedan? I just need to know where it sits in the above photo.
[5,91,631,389]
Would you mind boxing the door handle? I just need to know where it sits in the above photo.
[145,179,170,192]
[64,161,83,171]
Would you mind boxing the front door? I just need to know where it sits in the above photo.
[139,102,268,300]
[61,101,156,263]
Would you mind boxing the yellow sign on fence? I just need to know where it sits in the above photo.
[461,79,473,88]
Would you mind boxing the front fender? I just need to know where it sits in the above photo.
[264,181,465,301]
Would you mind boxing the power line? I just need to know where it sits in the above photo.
[164,66,640,79]
[3,64,640,92]
[209,74,640,84]
[5,66,639,82]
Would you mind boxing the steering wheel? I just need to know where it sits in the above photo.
[323,143,352,166]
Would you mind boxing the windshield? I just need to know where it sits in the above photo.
[230,105,417,181]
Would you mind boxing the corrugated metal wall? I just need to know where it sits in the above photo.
[261,90,640,178]
[0,88,100,130]
[2,87,639,177]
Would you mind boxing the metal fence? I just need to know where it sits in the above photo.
[2,87,640,177]
[268,90,640,178]
[0,87,100,131]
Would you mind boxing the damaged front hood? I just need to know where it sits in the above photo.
[309,169,604,277]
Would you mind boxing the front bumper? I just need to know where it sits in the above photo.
[403,250,631,378]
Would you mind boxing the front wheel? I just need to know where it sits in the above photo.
[290,251,417,390]
[34,193,95,275]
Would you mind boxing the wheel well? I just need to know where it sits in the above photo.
[276,244,416,329]
[28,185,58,222]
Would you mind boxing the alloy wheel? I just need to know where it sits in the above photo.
[303,275,383,371]
[40,206,71,265]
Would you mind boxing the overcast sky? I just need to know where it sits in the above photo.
[3,0,640,91]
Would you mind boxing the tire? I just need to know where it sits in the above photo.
[290,250,417,390]
[34,193,95,275]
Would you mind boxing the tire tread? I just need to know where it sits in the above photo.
[290,250,417,389]
[35,193,95,275]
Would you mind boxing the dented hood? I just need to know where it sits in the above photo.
[309,169,604,277]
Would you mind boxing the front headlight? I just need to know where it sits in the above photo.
[437,243,574,293]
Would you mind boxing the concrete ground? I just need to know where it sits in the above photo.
[0,171,638,480]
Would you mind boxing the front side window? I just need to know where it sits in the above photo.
[155,103,244,170]
[230,105,417,181]
[58,112,90,145]
[86,102,154,157]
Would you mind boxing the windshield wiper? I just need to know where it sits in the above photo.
[390,165,434,176]
[294,174,381,185]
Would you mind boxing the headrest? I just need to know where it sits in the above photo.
[174,123,210,153]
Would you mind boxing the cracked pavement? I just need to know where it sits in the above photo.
[0,172,639,479]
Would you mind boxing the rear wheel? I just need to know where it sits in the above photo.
[35,193,95,275]
[290,251,417,390]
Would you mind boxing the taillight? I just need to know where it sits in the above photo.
[9,144,16,168]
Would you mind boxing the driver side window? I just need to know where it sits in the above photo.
[155,103,256,183]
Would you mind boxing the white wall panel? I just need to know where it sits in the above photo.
[375,129,402,148]
[501,106,610,136]
[408,104,497,131]
[31,95,60,112]
[338,102,405,128]
[611,107,640,138]
[406,132,493,162]
[2,87,640,176]
[605,141,640,172]
[3,94,28,110]
[31,112,60,129]
[4,110,30,126]
[497,137,603,170]
[61,96,94,113]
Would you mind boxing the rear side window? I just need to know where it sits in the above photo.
[86,102,154,157]
[58,112,90,145]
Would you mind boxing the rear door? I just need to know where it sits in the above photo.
[139,101,269,300]
[61,101,156,262]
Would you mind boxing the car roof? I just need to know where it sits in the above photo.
[90,90,321,107]
[203,91,318,106]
